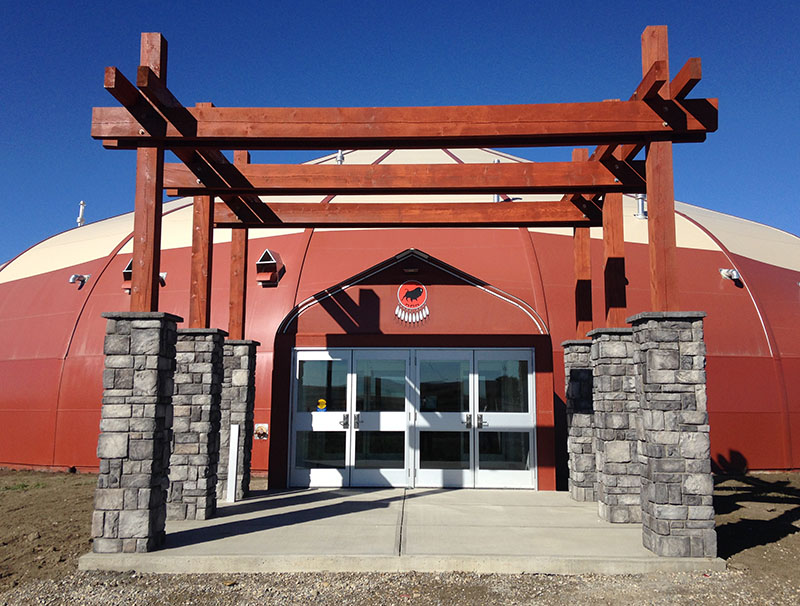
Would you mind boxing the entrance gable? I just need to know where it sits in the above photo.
[281,249,547,338]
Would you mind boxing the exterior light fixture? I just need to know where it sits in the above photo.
[256,249,285,287]
[719,268,741,281]
[68,274,90,289]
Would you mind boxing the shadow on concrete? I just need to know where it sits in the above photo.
[166,489,444,549]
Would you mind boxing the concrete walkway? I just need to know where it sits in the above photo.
[79,489,725,574]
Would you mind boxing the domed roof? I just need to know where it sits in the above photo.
[2,148,797,285]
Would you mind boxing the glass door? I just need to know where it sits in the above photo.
[290,350,351,487]
[414,350,475,488]
[473,350,536,488]
[349,350,410,487]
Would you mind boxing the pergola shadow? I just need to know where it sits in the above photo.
[164,488,444,549]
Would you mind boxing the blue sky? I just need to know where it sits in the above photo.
[1,1,798,263]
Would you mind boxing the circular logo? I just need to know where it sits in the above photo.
[397,281,427,310]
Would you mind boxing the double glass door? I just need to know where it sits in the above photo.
[289,348,536,489]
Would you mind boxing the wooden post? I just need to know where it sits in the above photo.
[187,102,216,328]
[130,33,167,312]
[572,148,593,338]
[603,189,627,326]
[642,26,679,311]
[188,195,213,327]
[228,151,250,339]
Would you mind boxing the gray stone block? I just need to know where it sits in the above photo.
[118,510,151,538]
[97,433,129,459]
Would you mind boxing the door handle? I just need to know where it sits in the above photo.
[339,414,349,429]
[462,414,472,429]
[477,414,487,428]
[353,413,361,429]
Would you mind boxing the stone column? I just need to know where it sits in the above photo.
[588,327,641,523]
[168,328,226,520]
[562,340,596,502]
[92,312,180,553]
[629,312,716,558]
[217,340,260,501]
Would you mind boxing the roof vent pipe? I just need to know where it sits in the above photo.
[634,193,647,219]
[77,200,86,227]
[336,150,344,165]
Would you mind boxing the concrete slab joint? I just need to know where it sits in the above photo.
[561,340,596,502]
[587,328,641,524]
[628,311,716,558]
[217,340,260,502]
[168,328,227,521]
[93,312,182,554]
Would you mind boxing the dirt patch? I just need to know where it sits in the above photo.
[0,469,798,605]
[0,469,95,590]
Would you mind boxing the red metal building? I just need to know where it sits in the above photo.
[1,147,797,486]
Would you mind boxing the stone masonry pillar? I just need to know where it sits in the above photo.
[588,328,641,523]
[167,328,226,521]
[217,340,259,501]
[562,340,596,502]
[629,312,716,557]
[92,312,181,553]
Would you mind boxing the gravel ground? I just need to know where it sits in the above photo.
[1,470,798,605]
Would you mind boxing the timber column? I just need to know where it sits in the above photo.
[168,328,226,520]
[629,312,716,557]
[218,340,260,500]
[562,340,596,502]
[92,312,180,553]
[588,327,641,523]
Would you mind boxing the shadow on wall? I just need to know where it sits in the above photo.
[713,450,800,559]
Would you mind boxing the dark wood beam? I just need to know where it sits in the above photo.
[163,160,642,196]
[91,98,716,149]
[573,225,593,338]
[129,33,167,313]
[671,57,702,101]
[642,25,679,311]
[228,225,248,340]
[212,200,599,228]
[602,190,627,326]
[188,194,213,328]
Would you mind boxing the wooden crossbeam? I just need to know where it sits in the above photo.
[91,98,716,149]
[163,161,642,196]
[212,200,599,228]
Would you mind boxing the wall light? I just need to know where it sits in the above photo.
[719,268,741,281]
[68,274,90,289]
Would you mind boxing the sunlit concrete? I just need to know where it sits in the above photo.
[79,488,725,574]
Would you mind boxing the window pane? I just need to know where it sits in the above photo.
[297,359,347,412]
[295,431,346,469]
[356,359,406,412]
[478,359,528,413]
[478,431,530,470]
[419,359,469,412]
[355,431,405,468]
[420,431,469,469]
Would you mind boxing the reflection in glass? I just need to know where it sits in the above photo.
[356,359,406,412]
[297,360,347,412]
[419,360,469,412]
[478,432,530,470]
[478,360,528,413]
[355,431,405,468]
[420,431,469,469]
[295,431,345,468]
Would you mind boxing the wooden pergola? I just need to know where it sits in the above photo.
[91,26,716,339]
